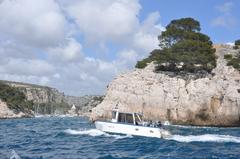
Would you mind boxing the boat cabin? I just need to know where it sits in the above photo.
[111,110,143,125]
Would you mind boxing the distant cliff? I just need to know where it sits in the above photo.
[91,45,240,126]
[0,82,33,118]
[0,80,103,118]
[65,95,104,116]
[2,80,65,103]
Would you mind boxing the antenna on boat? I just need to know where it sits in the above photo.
[142,101,145,116]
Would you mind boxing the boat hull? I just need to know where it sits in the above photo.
[95,121,170,138]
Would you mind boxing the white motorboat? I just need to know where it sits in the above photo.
[95,109,171,138]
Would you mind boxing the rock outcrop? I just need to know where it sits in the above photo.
[0,99,32,119]
[1,81,69,115]
[0,81,103,117]
[3,81,65,104]
[91,45,240,126]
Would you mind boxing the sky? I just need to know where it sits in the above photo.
[0,0,239,96]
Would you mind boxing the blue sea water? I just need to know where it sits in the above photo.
[0,117,240,159]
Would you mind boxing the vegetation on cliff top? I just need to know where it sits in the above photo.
[235,40,240,46]
[233,39,240,49]
[136,18,216,73]
[0,82,33,113]
[224,42,240,71]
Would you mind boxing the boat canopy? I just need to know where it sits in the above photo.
[111,110,143,125]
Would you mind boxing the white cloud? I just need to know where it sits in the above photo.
[0,0,66,47]
[116,50,139,70]
[39,77,50,85]
[0,40,36,59]
[119,50,138,61]
[0,0,164,95]
[63,0,141,44]
[62,0,163,54]
[132,12,163,55]
[0,73,52,87]
[53,73,60,79]
[226,42,234,46]
[0,58,55,76]
[47,38,84,63]
[211,2,236,28]
[216,2,233,14]
[211,16,236,28]
[50,57,118,95]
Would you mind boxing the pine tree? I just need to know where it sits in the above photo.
[136,17,216,73]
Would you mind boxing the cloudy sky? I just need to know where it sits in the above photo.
[0,0,239,96]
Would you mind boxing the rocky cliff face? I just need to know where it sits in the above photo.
[1,81,69,115]
[0,99,31,119]
[0,81,103,117]
[65,95,103,116]
[3,81,65,104]
[91,45,240,126]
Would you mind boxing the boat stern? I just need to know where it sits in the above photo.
[160,129,171,138]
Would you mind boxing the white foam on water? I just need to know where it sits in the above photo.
[167,134,240,143]
[162,121,215,129]
[35,114,79,118]
[34,114,52,118]
[10,150,21,159]
[64,129,105,136]
[55,114,79,118]
[162,121,171,126]
[169,124,215,129]
[34,115,45,118]
[64,129,240,143]
[64,129,132,139]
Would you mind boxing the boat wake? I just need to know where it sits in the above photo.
[34,114,52,118]
[163,121,217,129]
[64,129,132,139]
[167,134,240,143]
[64,129,240,143]
[35,114,78,118]
[168,124,221,129]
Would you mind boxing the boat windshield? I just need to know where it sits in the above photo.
[118,113,134,124]
[126,114,134,124]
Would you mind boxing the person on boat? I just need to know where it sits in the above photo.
[157,121,162,127]
[148,120,153,127]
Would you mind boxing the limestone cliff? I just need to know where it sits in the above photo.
[2,81,65,104]
[0,81,69,115]
[0,99,30,119]
[65,95,104,116]
[0,81,103,117]
[91,45,240,126]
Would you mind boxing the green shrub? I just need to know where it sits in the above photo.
[0,82,33,112]
[225,51,240,71]
[235,40,240,46]
[227,58,240,70]
[233,45,239,50]
[224,54,233,60]
[136,61,147,69]
[135,59,151,69]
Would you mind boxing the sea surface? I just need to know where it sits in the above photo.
[0,117,240,159]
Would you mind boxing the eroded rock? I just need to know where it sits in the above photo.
[91,45,240,126]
